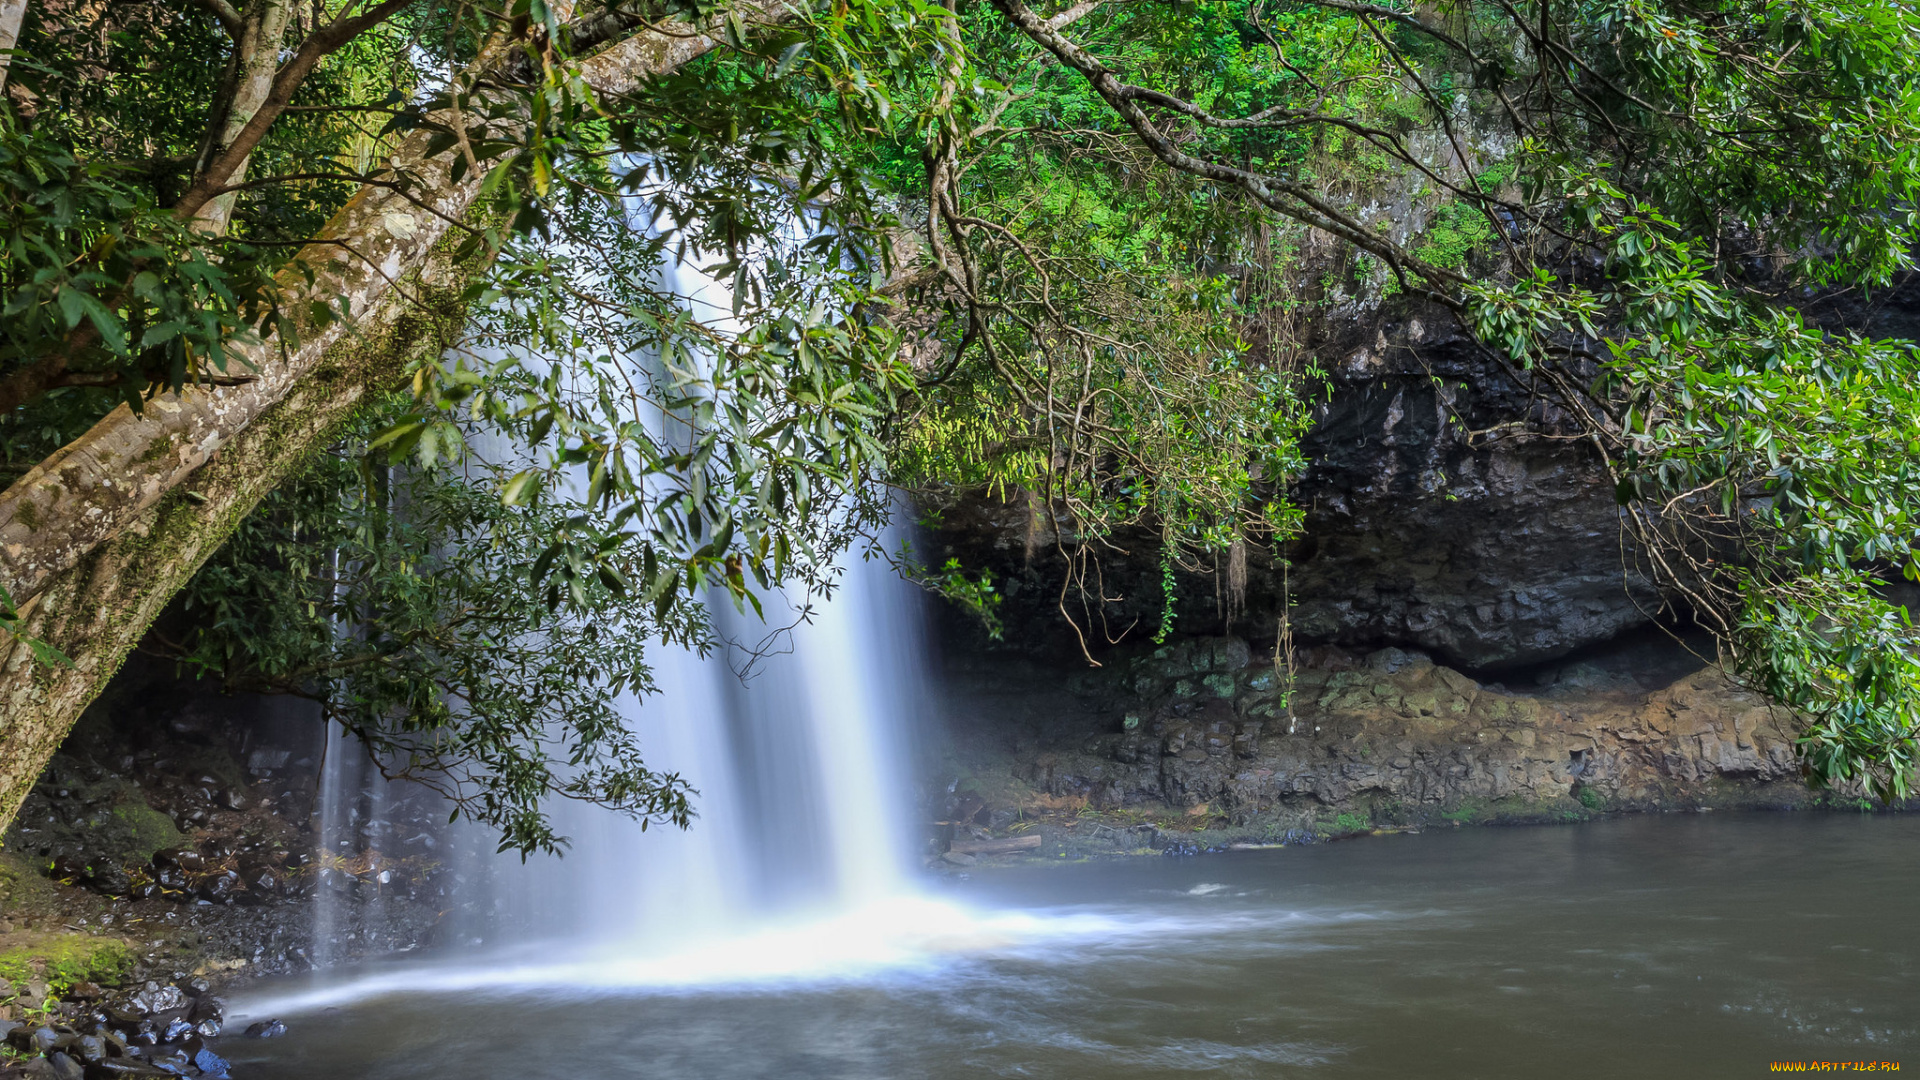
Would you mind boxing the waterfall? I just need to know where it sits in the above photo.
[298,533,938,988]
[309,722,391,966]
[462,196,933,956]
[301,199,941,984]
[470,546,933,956]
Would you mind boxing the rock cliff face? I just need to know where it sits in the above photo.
[930,268,1920,673]
[926,632,1844,861]
[1282,309,1660,669]
[927,304,1659,670]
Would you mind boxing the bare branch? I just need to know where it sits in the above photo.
[1043,0,1103,31]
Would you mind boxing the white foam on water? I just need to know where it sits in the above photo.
[233,894,1413,1020]
[236,897,1171,1016]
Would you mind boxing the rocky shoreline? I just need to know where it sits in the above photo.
[0,973,273,1080]
[0,625,1903,1077]
[923,631,1905,869]
[0,670,455,1078]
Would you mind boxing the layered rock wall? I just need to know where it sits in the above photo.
[929,633,1845,860]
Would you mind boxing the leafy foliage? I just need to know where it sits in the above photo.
[159,397,702,854]
[9,0,1920,841]
[0,113,276,422]
[1549,193,1920,801]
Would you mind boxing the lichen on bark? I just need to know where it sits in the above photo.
[0,227,479,832]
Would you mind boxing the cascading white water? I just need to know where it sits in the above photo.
[302,197,944,987]
[291,536,957,1002]
[461,195,933,956]
[471,544,934,957]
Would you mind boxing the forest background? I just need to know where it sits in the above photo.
[1,0,1918,852]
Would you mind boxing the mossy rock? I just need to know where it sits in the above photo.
[0,933,136,996]
[1474,695,1542,726]
[8,782,184,872]
[106,802,186,863]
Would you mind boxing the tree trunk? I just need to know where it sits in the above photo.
[0,4,790,832]
[0,0,28,92]
[193,0,296,235]
[0,5,783,608]
[0,223,476,825]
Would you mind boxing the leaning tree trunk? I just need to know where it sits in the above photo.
[0,8,784,607]
[0,5,789,831]
[0,227,476,821]
[0,0,27,92]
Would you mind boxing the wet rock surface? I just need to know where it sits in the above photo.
[925,304,1664,671]
[0,975,254,1079]
[1278,309,1660,668]
[928,273,1920,672]
[923,629,1896,866]
[0,663,457,1075]
[2,728,445,982]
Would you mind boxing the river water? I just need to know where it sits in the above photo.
[231,813,1916,1078]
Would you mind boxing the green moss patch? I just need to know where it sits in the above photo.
[0,933,135,996]
[107,802,185,862]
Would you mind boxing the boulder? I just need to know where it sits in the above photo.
[124,984,186,1016]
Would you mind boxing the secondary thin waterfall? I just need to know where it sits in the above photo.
[310,721,390,966]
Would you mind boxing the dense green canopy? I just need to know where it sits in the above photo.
[3,0,1919,849]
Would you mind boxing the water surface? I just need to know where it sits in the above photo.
[232,813,1918,1078]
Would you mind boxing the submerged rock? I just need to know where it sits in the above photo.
[242,1020,285,1039]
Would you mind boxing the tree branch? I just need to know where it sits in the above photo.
[0,1,796,608]
[1043,0,1103,30]
[989,0,1457,298]
[0,0,29,92]
[174,0,417,221]
[187,0,244,39]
